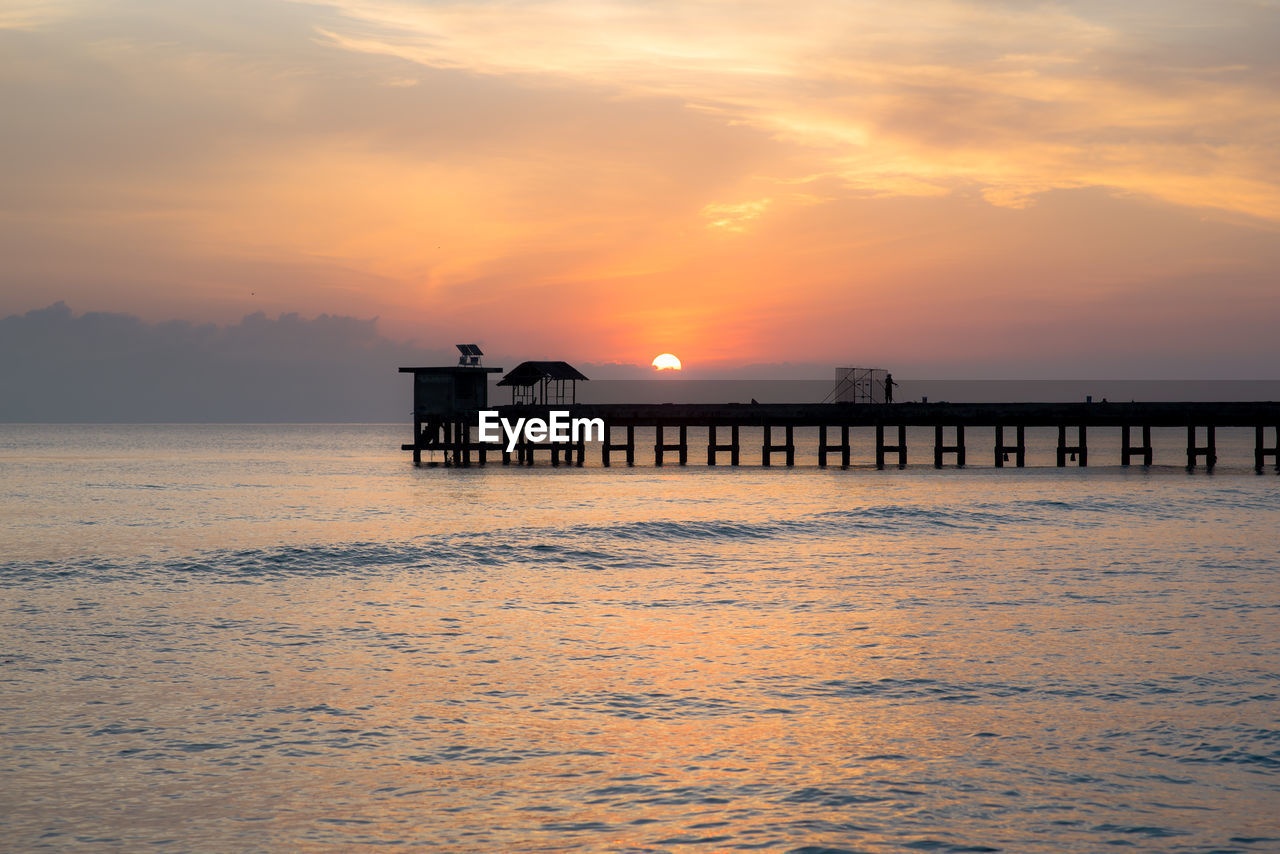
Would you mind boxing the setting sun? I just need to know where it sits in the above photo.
[651,353,682,371]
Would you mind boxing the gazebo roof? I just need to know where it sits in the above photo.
[497,361,589,387]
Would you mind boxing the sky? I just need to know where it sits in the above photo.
[2,0,1278,376]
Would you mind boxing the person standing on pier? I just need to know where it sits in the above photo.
[884,373,897,404]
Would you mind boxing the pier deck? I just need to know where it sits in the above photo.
[403,401,1280,471]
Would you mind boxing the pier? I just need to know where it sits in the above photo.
[402,398,1280,472]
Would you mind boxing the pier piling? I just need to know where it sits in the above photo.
[1056,425,1088,467]
[934,425,966,468]
[1121,425,1153,466]
[598,424,632,466]
[1186,425,1217,469]
[876,424,907,469]
[762,425,796,466]
[707,425,741,465]
[818,425,851,468]
[1256,426,1280,472]
[655,425,688,466]
[994,425,1026,467]
[706,425,747,463]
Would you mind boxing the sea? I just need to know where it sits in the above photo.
[1,423,1277,853]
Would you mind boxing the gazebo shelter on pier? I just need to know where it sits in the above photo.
[498,361,589,405]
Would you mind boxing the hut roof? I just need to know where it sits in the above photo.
[498,361,589,386]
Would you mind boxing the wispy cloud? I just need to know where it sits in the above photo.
[301,0,1280,221]
[702,199,770,231]
[0,1,86,30]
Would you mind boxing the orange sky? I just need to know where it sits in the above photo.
[2,0,1277,374]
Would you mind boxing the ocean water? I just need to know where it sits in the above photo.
[1,424,1278,853]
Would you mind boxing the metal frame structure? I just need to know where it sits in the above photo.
[826,367,889,404]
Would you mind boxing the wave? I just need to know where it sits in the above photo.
[1,495,1261,585]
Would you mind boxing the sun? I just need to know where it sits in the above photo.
[651,353,682,371]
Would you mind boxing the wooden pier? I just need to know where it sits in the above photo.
[402,401,1280,472]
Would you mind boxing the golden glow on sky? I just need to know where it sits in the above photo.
[1,0,1278,373]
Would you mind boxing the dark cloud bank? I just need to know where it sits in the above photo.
[0,303,451,422]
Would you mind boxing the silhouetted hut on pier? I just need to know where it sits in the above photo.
[498,361,589,405]
[399,344,501,465]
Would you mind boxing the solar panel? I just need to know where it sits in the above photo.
[455,344,484,356]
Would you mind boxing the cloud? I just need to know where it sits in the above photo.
[301,0,1280,220]
[0,303,453,421]
[0,1,86,30]
[702,199,771,231]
